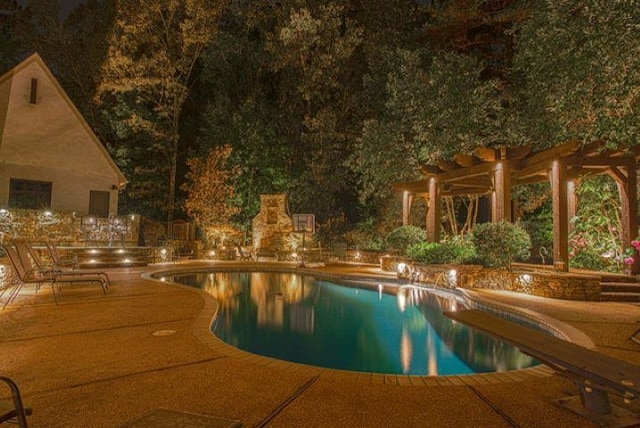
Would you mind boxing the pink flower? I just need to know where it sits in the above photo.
[632,240,640,251]
[624,257,635,266]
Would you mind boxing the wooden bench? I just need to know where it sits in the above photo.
[444,309,640,421]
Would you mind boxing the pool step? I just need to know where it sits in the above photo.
[600,280,640,302]
[60,246,151,268]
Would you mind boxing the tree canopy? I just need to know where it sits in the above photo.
[512,0,640,149]
[2,0,637,246]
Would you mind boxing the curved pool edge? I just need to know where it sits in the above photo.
[454,288,595,348]
[141,262,563,386]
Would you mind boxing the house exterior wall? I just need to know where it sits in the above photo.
[0,55,124,216]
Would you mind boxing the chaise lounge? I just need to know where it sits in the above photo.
[4,242,109,304]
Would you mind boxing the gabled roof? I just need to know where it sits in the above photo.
[0,52,126,187]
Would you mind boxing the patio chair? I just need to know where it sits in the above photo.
[18,241,110,289]
[44,240,78,270]
[13,241,56,275]
[0,376,31,428]
[7,243,108,303]
[2,244,56,307]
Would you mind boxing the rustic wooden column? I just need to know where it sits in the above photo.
[550,160,569,272]
[613,164,638,274]
[567,180,577,236]
[491,161,512,223]
[402,191,414,226]
[426,177,441,243]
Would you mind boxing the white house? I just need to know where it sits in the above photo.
[0,53,126,217]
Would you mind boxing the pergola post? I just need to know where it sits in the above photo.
[426,177,441,243]
[612,164,638,275]
[567,180,577,236]
[402,191,414,226]
[491,161,512,223]
[550,160,569,272]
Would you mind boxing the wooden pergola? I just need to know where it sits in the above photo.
[394,140,640,273]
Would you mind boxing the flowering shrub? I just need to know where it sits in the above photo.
[623,239,640,266]
[568,176,631,273]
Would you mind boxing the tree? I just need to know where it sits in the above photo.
[182,145,240,227]
[266,2,364,222]
[18,0,62,55]
[195,0,371,228]
[349,48,515,228]
[59,0,116,130]
[512,0,640,149]
[97,0,225,224]
[0,0,24,70]
[510,0,640,272]
[189,1,295,231]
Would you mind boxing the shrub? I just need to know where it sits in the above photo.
[471,221,531,268]
[385,226,427,255]
[343,219,385,251]
[407,239,476,264]
[569,247,612,272]
[522,206,554,264]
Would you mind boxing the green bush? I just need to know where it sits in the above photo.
[343,219,385,251]
[407,239,476,264]
[471,221,532,268]
[385,225,427,255]
[569,247,612,271]
[522,206,554,264]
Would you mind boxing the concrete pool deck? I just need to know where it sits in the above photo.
[2,261,640,427]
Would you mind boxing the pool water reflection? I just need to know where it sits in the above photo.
[168,271,537,375]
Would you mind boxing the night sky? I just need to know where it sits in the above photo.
[16,0,85,20]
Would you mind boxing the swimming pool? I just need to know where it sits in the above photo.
[165,270,537,375]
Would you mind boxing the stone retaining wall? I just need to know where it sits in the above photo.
[380,256,601,301]
[0,209,140,247]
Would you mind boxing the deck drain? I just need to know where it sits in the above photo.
[152,329,177,337]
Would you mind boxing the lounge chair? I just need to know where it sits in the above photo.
[44,240,78,270]
[0,376,31,428]
[18,241,110,289]
[13,241,57,275]
[6,243,108,303]
[2,244,56,307]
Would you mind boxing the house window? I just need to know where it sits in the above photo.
[89,190,110,218]
[9,178,52,209]
[30,78,38,104]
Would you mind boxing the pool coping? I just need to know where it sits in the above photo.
[142,264,571,386]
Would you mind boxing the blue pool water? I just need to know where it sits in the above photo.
[166,271,537,375]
